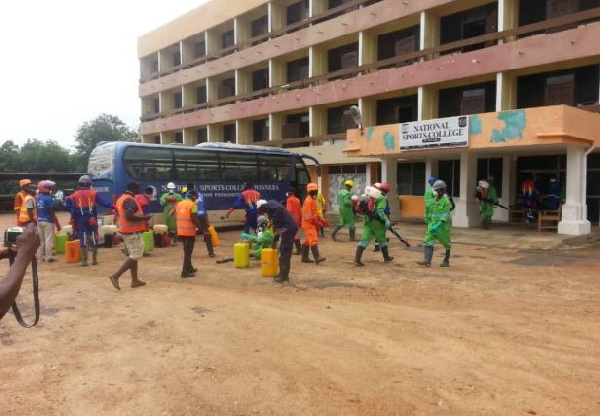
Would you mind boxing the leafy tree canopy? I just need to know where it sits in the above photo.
[74,113,140,158]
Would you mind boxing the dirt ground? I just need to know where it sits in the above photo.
[1,212,599,416]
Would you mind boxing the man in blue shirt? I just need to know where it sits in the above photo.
[36,180,61,263]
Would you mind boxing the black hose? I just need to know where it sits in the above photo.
[8,250,40,328]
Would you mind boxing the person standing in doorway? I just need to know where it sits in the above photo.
[225,182,261,233]
[331,180,356,241]
[109,182,150,290]
[36,180,61,263]
[417,180,452,267]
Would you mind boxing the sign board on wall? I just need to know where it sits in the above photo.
[400,116,469,151]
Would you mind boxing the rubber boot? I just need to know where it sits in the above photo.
[374,243,380,252]
[92,247,98,265]
[349,227,357,242]
[311,245,326,264]
[80,248,88,267]
[416,245,434,267]
[293,240,302,255]
[381,246,394,263]
[330,225,342,241]
[354,246,365,266]
[440,248,451,267]
[273,263,290,283]
[205,236,215,257]
[301,244,314,263]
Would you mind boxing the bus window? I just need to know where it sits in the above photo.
[173,149,219,181]
[219,153,260,182]
[258,155,292,181]
[123,147,174,181]
[295,162,310,186]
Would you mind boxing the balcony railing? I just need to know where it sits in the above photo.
[141,7,600,122]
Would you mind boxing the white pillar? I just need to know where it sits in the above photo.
[381,157,399,222]
[425,158,437,181]
[496,155,512,222]
[558,147,591,235]
[453,151,479,228]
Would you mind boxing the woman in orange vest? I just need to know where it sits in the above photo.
[108,182,150,291]
[17,183,38,227]
[285,187,302,255]
[301,183,327,264]
[176,189,202,278]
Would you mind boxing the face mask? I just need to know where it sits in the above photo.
[433,190,439,197]
[169,190,174,194]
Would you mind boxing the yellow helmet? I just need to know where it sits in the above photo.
[344,180,354,188]
[181,186,187,193]
[307,183,318,192]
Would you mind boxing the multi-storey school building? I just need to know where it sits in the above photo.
[138,0,600,235]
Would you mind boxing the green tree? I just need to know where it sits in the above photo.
[0,140,19,172]
[18,139,75,172]
[74,113,140,159]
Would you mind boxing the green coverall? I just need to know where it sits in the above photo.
[337,188,355,228]
[358,197,389,248]
[424,195,451,249]
[424,185,435,223]
[241,230,275,259]
[159,192,183,233]
[479,185,498,220]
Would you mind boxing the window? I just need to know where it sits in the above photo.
[252,69,269,91]
[196,86,207,104]
[124,147,174,181]
[253,119,269,142]
[174,132,183,143]
[197,128,207,144]
[152,59,159,73]
[287,57,309,83]
[439,81,496,118]
[258,155,293,181]
[173,149,219,181]
[218,77,235,99]
[154,136,160,144]
[376,95,418,124]
[545,74,575,105]
[397,162,425,196]
[287,0,309,25]
[328,165,366,174]
[220,153,259,181]
[328,43,359,72]
[173,51,181,67]
[223,124,236,142]
[440,4,497,52]
[438,160,461,198]
[377,27,419,62]
[195,41,206,58]
[327,105,357,134]
[222,30,235,49]
[153,98,160,113]
[477,158,503,198]
[251,15,268,38]
[174,92,183,109]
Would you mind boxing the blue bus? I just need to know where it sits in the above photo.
[87,141,320,225]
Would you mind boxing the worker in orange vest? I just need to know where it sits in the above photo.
[177,189,202,278]
[17,183,38,227]
[285,187,302,255]
[301,183,327,264]
[14,179,32,224]
[108,181,150,291]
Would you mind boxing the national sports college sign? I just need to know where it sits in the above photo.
[400,116,469,151]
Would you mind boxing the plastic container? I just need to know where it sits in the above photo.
[142,231,155,253]
[153,224,168,234]
[234,242,250,268]
[54,233,68,254]
[208,225,220,247]
[65,240,81,264]
[261,248,279,277]
[62,225,73,236]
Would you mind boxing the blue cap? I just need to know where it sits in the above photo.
[428,176,436,185]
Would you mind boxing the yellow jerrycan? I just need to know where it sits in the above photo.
[261,248,279,277]
[208,225,220,247]
[234,242,250,268]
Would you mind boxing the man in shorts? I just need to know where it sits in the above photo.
[109,182,150,290]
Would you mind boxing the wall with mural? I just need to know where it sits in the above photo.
[326,173,366,212]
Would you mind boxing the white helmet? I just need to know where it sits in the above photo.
[478,180,489,189]
[256,199,268,210]
[167,182,176,190]
[365,186,382,200]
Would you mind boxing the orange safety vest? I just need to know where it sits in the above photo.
[18,194,38,225]
[176,199,197,237]
[116,193,146,234]
[286,195,302,225]
[14,190,27,214]
[301,196,318,229]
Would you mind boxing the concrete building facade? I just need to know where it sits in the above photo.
[138,0,600,234]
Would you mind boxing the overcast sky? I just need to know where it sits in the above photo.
[0,0,208,148]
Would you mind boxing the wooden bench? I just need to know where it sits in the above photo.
[509,205,525,223]
[538,205,562,232]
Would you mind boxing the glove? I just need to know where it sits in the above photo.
[166,196,176,202]
[430,222,443,233]
[384,219,391,229]
[240,233,251,241]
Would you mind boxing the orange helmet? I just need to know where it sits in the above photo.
[307,183,318,192]
[19,179,32,188]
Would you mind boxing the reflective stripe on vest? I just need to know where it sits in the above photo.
[116,194,146,234]
[18,194,37,225]
[176,199,196,237]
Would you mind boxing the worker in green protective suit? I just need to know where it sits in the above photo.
[331,179,356,242]
[353,186,394,265]
[424,176,436,224]
[475,176,498,229]
[159,182,183,244]
[240,215,275,259]
[417,180,452,267]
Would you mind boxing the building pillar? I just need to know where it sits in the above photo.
[236,120,252,145]
[206,77,217,103]
[558,146,591,235]
[205,30,219,55]
[359,30,377,68]
[418,86,439,121]
[269,113,284,141]
[269,2,285,33]
[207,124,222,142]
[495,155,512,222]
[420,11,440,60]
[425,158,438,181]
[358,97,376,128]
[496,72,517,111]
[498,0,518,43]
[309,106,327,138]
[310,0,327,17]
[234,17,251,46]
[269,58,285,87]
[235,69,251,96]
[309,45,327,78]
[453,151,479,228]
[381,157,399,222]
